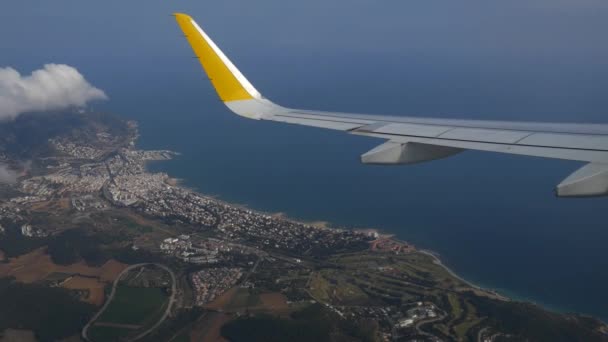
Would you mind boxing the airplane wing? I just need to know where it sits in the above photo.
[174,13,608,197]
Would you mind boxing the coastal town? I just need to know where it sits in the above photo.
[0,112,607,342]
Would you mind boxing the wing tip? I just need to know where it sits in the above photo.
[173,12,191,19]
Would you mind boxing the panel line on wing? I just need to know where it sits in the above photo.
[356,130,608,152]
[288,111,608,136]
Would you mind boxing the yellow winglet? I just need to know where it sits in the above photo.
[174,13,261,102]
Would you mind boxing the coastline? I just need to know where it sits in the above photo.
[163,173,386,234]
[418,249,510,302]
[150,153,511,303]
[417,249,605,323]
[143,146,607,323]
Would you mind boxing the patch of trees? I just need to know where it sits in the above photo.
[463,292,608,342]
[0,111,130,161]
[0,277,95,342]
[0,112,85,159]
[109,245,165,265]
[221,303,377,342]
[46,229,109,266]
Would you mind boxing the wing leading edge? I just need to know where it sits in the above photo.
[173,13,608,197]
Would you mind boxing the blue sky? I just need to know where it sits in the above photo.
[2,0,608,124]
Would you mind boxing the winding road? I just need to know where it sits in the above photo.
[81,263,177,342]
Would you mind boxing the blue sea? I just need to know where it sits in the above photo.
[91,53,608,322]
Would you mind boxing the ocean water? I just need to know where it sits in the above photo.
[90,54,608,322]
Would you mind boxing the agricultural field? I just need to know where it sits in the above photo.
[188,312,231,342]
[88,285,169,341]
[205,286,289,314]
[0,329,37,342]
[0,248,127,306]
[0,248,127,284]
[61,275,106,306]
[87,265,174,342]
[258,293,290,312]
[222,287,261,312]
[96,286,168,325]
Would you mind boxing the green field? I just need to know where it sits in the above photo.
[88,326,134,342]
[98,286,168,325]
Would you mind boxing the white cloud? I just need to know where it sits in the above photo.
[0,64,107,121]
[0,163,18,184]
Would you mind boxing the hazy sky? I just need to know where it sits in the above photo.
[4,1,608,60]
[2,0,608,124]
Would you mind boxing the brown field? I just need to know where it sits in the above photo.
[0,248,128,284]
[0,248,128,306]
[28,197,70,211]
[190,312,230,342]
[98,259,128,282]
[259,293,289,312]
[0,329,37,342]
[205,289,289,315]
[61,276,106,306]
[204,287,238,311]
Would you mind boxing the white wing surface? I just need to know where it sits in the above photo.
[174,13,608,197]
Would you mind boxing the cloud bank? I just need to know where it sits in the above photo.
[0,64,107,121]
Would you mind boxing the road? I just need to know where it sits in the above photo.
[240,255,262,284]
[81,263,177,342]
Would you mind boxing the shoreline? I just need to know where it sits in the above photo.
[162,170,388,234]
[144,146,608,323]
[151,154,510,302]
[150,154,505,293]
[418,249,510,302]
[419,250,605,324]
